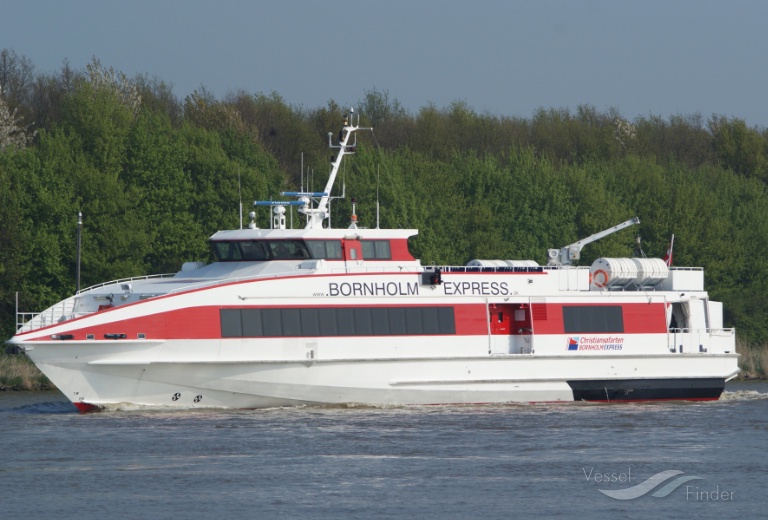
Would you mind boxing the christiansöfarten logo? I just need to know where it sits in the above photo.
[567,336,624,351]
[583,468,734,501]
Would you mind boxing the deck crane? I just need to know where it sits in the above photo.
[547,217,640,266]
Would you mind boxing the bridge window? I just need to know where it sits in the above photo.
[306,240,343,260]
[211,240,313,261]
[361,240,391,259]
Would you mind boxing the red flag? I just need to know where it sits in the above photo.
[663,234,675,267]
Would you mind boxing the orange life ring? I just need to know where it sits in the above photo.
[591,269,609,288]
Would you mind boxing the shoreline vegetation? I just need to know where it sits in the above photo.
[737,341,768,381]
[2,342,766,392]
[0,351,54,391]
[4,55,768,349]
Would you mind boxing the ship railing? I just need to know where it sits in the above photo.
[16,295,79,334]
[331,266,423,274]
[165,274,287,295]
[76,273,177,294]
[16,312,37,331]
[667,327,735,354]
[435,265,547,274]
[15,273,178,334]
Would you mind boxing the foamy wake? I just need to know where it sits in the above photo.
[720,389,768,401]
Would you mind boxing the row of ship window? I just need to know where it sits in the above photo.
[212,239,391,262]
[219,305,624,337]
[221,306,455,337]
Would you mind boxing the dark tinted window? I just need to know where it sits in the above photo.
[354,307,373,335]
[240,241,270,261]
[336,307,356,335]
[361,240,391,259]
[300,308,321,336]
[422,306,440,335]
[562,306,624,333]
[318,308,338,336]
[371,308,390,335]
[211,240,311,261]
[242,309,264,336]
[269,241,310,260]
[220,306,456,337]
[220,309,242,337]
[262,308,284,336]
[387,307,407,335]
[306,240,343,260]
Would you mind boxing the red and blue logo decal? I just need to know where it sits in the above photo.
[567,336,625,351]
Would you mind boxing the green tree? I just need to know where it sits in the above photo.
[709,116,767,180]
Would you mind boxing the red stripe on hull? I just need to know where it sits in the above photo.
[32,302,668,340]
[582,397,720,403]
[73,402,101,413]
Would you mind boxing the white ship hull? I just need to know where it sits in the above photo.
[13,261,741,411]
[23,335,738,411]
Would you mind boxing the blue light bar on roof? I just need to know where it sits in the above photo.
[253,201,308,206]
[280,191,328,197]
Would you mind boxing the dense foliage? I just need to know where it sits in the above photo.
[2,49,768,347]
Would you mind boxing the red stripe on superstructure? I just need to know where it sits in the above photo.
[454,304,487,335]
[389,239,416,261]
[622,303,668,333]
[55,306,224,340]
[531,304,562,334]
[30,300,667,341]
[532,302,667,334]
[50,303,490,340]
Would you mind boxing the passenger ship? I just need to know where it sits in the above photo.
[9,110,739,411]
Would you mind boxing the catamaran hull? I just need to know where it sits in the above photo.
[9,110,742,412]
[23,344,739,410]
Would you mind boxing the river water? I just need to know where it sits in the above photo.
[1,382,766,519]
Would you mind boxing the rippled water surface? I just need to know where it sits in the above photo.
[1,382,767,519]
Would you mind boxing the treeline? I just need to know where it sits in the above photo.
[2,49,768,346]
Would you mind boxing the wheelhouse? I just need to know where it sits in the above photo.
[210,238,394,262]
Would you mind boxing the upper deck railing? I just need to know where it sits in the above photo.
[76,273,177,294]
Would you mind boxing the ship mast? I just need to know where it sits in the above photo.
[300,109,371,229]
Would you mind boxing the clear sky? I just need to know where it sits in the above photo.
[5,0,768,127]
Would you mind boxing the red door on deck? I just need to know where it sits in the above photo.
[489,303,533,354]
[489,304,515,334]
